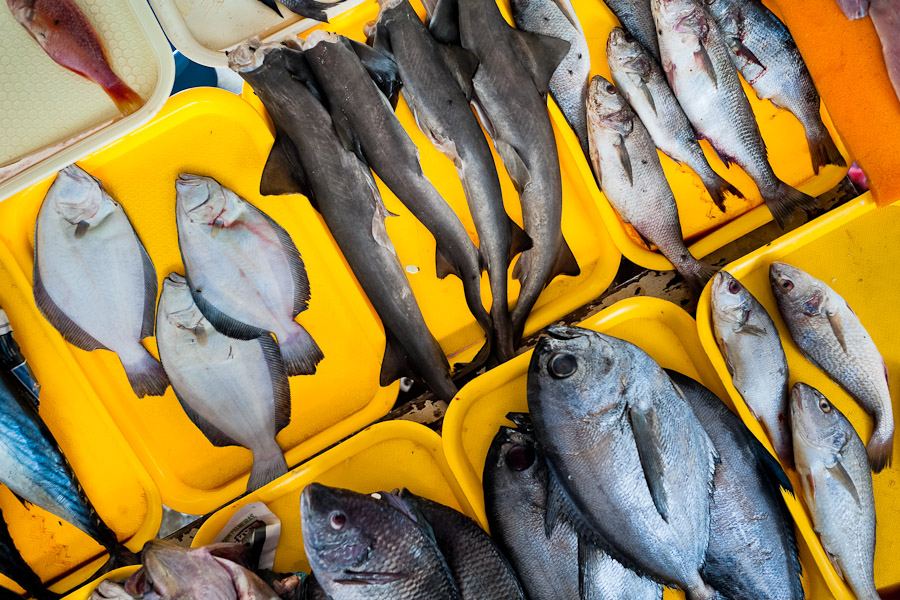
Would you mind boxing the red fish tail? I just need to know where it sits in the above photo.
[104,78,143,116]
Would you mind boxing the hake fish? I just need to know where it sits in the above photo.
[711,271,792,465]
[33,164,167,398]
[175,174,323,378]
[607,27,740,212]
[604,0,660,62]
[528,327,718,600]
[156,273,290,493]
[586,76,716,291]
[0,509,59,600]
[770,262,894,472]
[651,0,818,228]
[580,542,663,600]
[704,0,845,174]
[791,383,879,600]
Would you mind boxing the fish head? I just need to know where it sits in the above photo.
[710,271,755,327]
[227,37,283,73]
[128,540,238,600]
[791,383,851,454]
[606,28,651,77]
[653,0,708,37]
[587,76,632,135]
[50,165,117,232]
[769,262,824,316]
[176,174,246,228]
[161,274,209,342]
[486,424,543,490]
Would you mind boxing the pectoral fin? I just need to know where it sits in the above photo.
[639,81,656,115]
[336,571,408,585]
[736,313,766,336]
[827,459,861,506]
[629,405,669,522]
[731,39,764,69]
[260,131,313,202]
[614,135,633,185]
[827,312,849,353]
[695,45,718,88]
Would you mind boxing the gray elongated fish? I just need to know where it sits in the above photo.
[300,483,461,600]
[229,41,457,401]
[483,417,580,600]
[300,31,492,344]
[511,0,592,152]
[586,76,716,291]
[155,273,290,493]
[371,0,524,363]
[704,0,845,174]
[0,509,60,600]
[606,27,740,212]
[711,271,792,465]
[651,0,818,228]
[429,0,580,341]
[33,165,167,398]
[605,0,660,62]
[580,542,663,600]
[396,490,526,600]
[670,371,804,600]
[175,174,323,378]
[254,0,346,22]
[770,262,894,472]
[527,326,718,600]
[791,383,879,600]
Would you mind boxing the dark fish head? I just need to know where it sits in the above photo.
[790,383,851,453]
[227,37,283,73]
[769,262,822,315]
[51,165,116,229]
[485,424,543,490]
[161,273,208,339]
[606,27,651,76]
[176,174,245,228]
[711,271,754,327]
[127,540,238,600]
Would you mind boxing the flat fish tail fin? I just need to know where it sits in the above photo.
[546,236,580,286]
[765,183,818,229]
[103,78,143,116]
[121,350,169,398]
[246,446,289,492]
[807,131,847,174]
[700,172,741,213]
[280,324,324,376]
[867,423,894,473]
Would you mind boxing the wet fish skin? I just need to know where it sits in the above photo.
[156,273,290,493]
[33,165,167,398]
[586,75,716,291]
[606,27,739,212]
[527,326,718,600]
[791,383,878,600]
[280,0,345,22]
[770,262,894,472]
[0,509,60,600]
[580,541,663,600]
[605,0,660,61]
[711,271,792,465]
[836,0,870,19]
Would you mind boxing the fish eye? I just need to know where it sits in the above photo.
[727,280,741,294]
[605,84,616,94]
[329,511,347,530]
[781,280,794,291]
[623,31,633,42]
[819,400,832,413]
[548,352,578,379]
[505,444,536,472]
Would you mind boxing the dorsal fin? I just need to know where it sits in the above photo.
[508,28,571,97]
[348,39,403,106]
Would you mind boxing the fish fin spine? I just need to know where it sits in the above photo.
[33,263,108,352]
[867,425,893,473]
[121,349,169,397]
[259,334,292,432]
[765,183,818,229]
[247,446,288,492]
[807,131,847,174]
[139,242,158,341]
[508,28,571,97]
[279,324,324,376]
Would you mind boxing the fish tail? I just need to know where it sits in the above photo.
[280,324,324,377]
[490,305,516,364]
[701,173,742,213]
[807,131,847,174]
[764,183,819,229]
[675,258,718,294]
[104,78,143,116]
[867,423,894,473]
[122,351,169,398]
[247,447,289,492]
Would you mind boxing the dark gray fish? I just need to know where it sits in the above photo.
[669,371,804,600]
[300,483,460,600]
[604,0,660,62]
[580,541,663,600]
[229,41,456,401]
[0,509,60,600]
[255,0,346,22]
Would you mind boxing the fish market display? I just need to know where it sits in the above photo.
[175,174,324,378]
[580,542,663,600]
[511,0,591,152]
[156,273,291,493]
[33,164,167,398]
[704,0,845,174]
[606,27,740,212]
[230,41,456,401]
[604,0,660,62]
[671,371,804,600]
[651,0,817,228]
[371,0,522,362]
[791,383,879,600]
[0,510,58,600]
[254,0,346,22]
[586,76,716,290]
[770,262,894,472]
[528,326,718,599]
[7,0,143,115]
[711,271,792,465]
[430,0,580,340]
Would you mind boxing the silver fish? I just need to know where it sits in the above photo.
[607,27,740,212]
[33,164,167,398]
[175,174,323,378]
[651,0,817,228]
[791,383,879,600]
[605,0,661,62]
[580,542,663,600]
[771,262,894,472]
[586,75,716,291]
[711,271,792,465]
[156,273,290,493]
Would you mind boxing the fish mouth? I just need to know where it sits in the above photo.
[607,27,628,46]
[228,37,281,72]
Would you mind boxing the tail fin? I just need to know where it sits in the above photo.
[104,79,143,116]
[247,447,289,492]
[280,325,324,376]
[765,183,819,229]
[490,307,516,364]
[807,132,847,174]
[122,351,169,398]
[867,424,893,473]
[701,173,742,213]
[678,259,718,295]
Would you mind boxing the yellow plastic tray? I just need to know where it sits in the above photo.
[62,567,139,600]
[443,296,833,599]
[0,88,399,516]
[696,192,899,599]
[242,0,622,364]
[0,246,160,595]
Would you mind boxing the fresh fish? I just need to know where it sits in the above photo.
[604,0,660,62]
[528,326,718,600]
[7,0,142,115]
[586,75,716,291]
[175,174,323,378]
[770,262,894,472]
[33,165,167,398]
[705,0,845,174]
[791,383,879,600]
[371,0,524,363]
[670,371,804,600]
[301,32,492,344]
[155,273,290,492]
[580,542,663,600]
[300,483,460,600]
[511,0,592,152]
[396,489,526,600]
[254,0,344,22]
[429,0,580,340]
[606,27,740,212]
[229,41,457,401]
[0,509,59,600]
[835,0,870,20]
[651,0,818,228]
[710,271,792,465]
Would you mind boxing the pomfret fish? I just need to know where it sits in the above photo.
[711,271,792,465]
[791,383,879,600]
[34,164,167,398]
[605,0,660,61]
[0,509,59,600]
[580,542,663,600]
[586,75,716,291]
[771,262,894,472]
[528,326,718,600]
